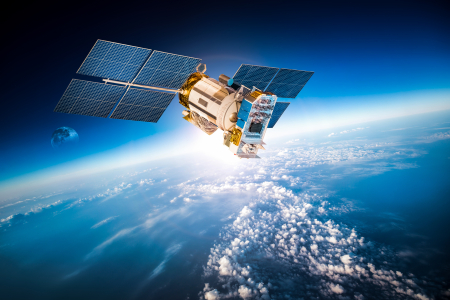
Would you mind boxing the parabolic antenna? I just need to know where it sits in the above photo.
[54,40,314,158]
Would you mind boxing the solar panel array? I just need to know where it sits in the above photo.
[265,69,314,98]
[110,87,176,123]
[268,101,290,128]
[233,64,279,91]
[133,51,201,89]
[54,79,126,118]
[55,40,204,122]
[77,40,152,82]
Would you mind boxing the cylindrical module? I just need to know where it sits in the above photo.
[188,78,239,130]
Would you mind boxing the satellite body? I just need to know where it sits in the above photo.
[54,40,313,158]
[180,73,276,158]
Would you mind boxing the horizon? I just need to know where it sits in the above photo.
[2,107,449,201]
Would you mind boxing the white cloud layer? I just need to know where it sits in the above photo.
[166,137,449,299]
[328,127,368,137]
[91,216,118,229]
[197,184,437,299]
[148,243,182,280]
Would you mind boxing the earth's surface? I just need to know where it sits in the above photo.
[51,126,79,149]
[1,111,450,300]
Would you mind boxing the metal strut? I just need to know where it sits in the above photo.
[103,79,180,93]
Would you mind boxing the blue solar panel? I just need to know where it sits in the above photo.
[237,100,252,122]
[236,119,246,129]
[77,40,151,82]
[268,102,290,128]
[233,64,279,91]
[265,69,313,98]
[110,87,176,123]
[133,51,201,89]
[54,79,126,118]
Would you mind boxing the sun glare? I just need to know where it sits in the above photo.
[191,131,242,164]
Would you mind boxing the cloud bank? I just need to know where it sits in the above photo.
[198,183,438,299]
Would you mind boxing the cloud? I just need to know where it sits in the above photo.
[329,283,345,294]
[182,136,449,299]
[0,180,134,227]
[340,127,367,134]
[93,207,186,254]
[424,130,450,142]
[138,178,154,186]
[328,127,367,137]
[340,254,352,265]
[62,267,88,280]
[239,206,253,219]
[0,215,14,223]
[148,243,183,280]
[203,284,221,300]
[91,216,117,229]
[148,261,166,280]
[85,227,137,260]
[238,285,254,299]
[204,290,220,300]
[197,184,439,299]
[184,197,194,203]
[286,138,300,144]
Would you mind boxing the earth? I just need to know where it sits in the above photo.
[51,126,79,149]
[1,110,450,300]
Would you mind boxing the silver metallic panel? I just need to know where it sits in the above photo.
[265,69,313,98]
[54,79,126,118]
[77,40,151,82]
[133,51,201,89]
[233,64,279,91]
[110,87,176,123]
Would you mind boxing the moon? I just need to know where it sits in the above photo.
[51,127,79,149]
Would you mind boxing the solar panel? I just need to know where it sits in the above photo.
[237,99,252,122]
[77,40,152,82]
[54,79,126,118]
[233,64,279,91]
[133,51,201,89]
[265,69,313,98]
[268,101,290,128]
[110,87,176,122]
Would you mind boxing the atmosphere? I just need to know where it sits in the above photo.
[1,1,450,299]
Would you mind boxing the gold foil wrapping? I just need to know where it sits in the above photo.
[178,72,208,109]
[230,128,242,146]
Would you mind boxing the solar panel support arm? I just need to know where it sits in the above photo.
[103,79,179,93]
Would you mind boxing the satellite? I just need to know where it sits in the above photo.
[54,40,314,158]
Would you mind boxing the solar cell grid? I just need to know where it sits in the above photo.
[110,87,176,123]
[233,64,279,91]
[268,101,290,128]
[265,69,313,98]
[133,51,201,89]
[77,40,152,82]
[54,79,126,118]
[272,101,290,116]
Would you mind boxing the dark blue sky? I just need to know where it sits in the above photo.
[1,0,449,193]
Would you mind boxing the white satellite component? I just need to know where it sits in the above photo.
[54,39,314,158]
